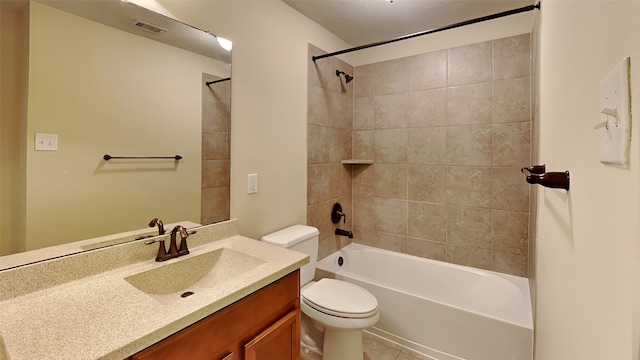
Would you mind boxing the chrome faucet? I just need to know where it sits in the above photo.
[145,225,191,262]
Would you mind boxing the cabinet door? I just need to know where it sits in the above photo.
[130,271,299,360]
[244,310,300,360]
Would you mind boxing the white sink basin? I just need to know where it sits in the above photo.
[124,247,265,304]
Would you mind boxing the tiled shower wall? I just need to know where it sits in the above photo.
[307,46,355,260]
[308,34,531,276]
[201,73,231,225]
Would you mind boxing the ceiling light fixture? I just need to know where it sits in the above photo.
[216,36,232,51]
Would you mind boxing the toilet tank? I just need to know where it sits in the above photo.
[261,225,319,285]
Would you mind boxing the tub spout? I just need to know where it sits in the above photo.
[335,228,353,239]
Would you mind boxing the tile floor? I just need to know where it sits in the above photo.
[362,333,434,360]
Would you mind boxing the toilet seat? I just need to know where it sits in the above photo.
[302,278,378,319]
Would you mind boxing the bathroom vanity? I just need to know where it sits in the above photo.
[129,271,300,360]
[0,219,308,360]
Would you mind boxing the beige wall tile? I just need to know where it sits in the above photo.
[447,205,492,250]
[375,57,408,95]
[353,226,375,247]
[447,41,492,86]
[307,37,532,277]
[493,167,530,212]
[493,210,529,255]
[352,164,374,196]
[375,129,408,164]
[307,164,330,205]
[374,164,407,199]
[201,187,230,224]
[407,127,446,165]
[308,44,330,89]
[491,251,528,277]
[374,197,407,235]
[446,125,492,166]
[354,96,374,130]
[408,50,447,91]
[492,122,531,167]
[354,64,374,98]
[408,201,446,242]
[330,163,352,199]
[307,200,334,244]
[353,130,374,160]
[329,127,352,163]
[307,85,330,127]
[318,235,342,261]
[201,160,230,188]
[307,125,329,165]
[446,166,492,208]
[202,73,230,104]
[493,77,531,124]
[406,237,446,261]
[407,165,446,204]
[375,231,407,253]
[202,131,229,160]
[493,33,530,80]
[446,244,491,270]
[353,195,374,230]
[331,57,353,96]
[330,91,353,129]
[408,88,447,127]
[202,99,230,133]
[375,93,408,129]
[447,82,492,125]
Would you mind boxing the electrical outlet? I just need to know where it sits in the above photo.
[248,173,258,194]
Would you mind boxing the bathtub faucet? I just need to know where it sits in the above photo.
[335,228,353,239]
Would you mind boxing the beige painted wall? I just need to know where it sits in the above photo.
[536,1,640,359]
[25,2,228,250]
[158,0,354,240]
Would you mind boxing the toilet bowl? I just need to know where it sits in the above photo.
[261,225,379,360]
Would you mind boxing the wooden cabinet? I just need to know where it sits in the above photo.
[245,309,300,360]
[131,271,300,360]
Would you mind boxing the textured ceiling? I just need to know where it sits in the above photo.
[282,0,533,46]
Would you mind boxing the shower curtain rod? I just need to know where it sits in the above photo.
[312,3,540,62]
[205,77,231,86]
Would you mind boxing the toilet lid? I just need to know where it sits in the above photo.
[302,279,378,318]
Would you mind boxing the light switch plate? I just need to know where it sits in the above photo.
[35,133,58,151]
[247,173,258,194]
[598,57,630,166]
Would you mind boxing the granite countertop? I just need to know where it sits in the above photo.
[0,220,309,360]
[0,221,202,271]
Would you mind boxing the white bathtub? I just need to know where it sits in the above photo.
[315,243,533,360]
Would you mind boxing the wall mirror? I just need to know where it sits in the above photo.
[0,0,231,268]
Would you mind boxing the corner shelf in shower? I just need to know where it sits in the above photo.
[341,159,373,165]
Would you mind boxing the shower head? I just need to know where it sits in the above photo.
[336,70,354,84]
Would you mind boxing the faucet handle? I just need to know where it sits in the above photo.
[520,164,546,175]
[331,203,346,224]
[175,226,191,255]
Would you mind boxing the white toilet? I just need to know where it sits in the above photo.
[261,225,379,360]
